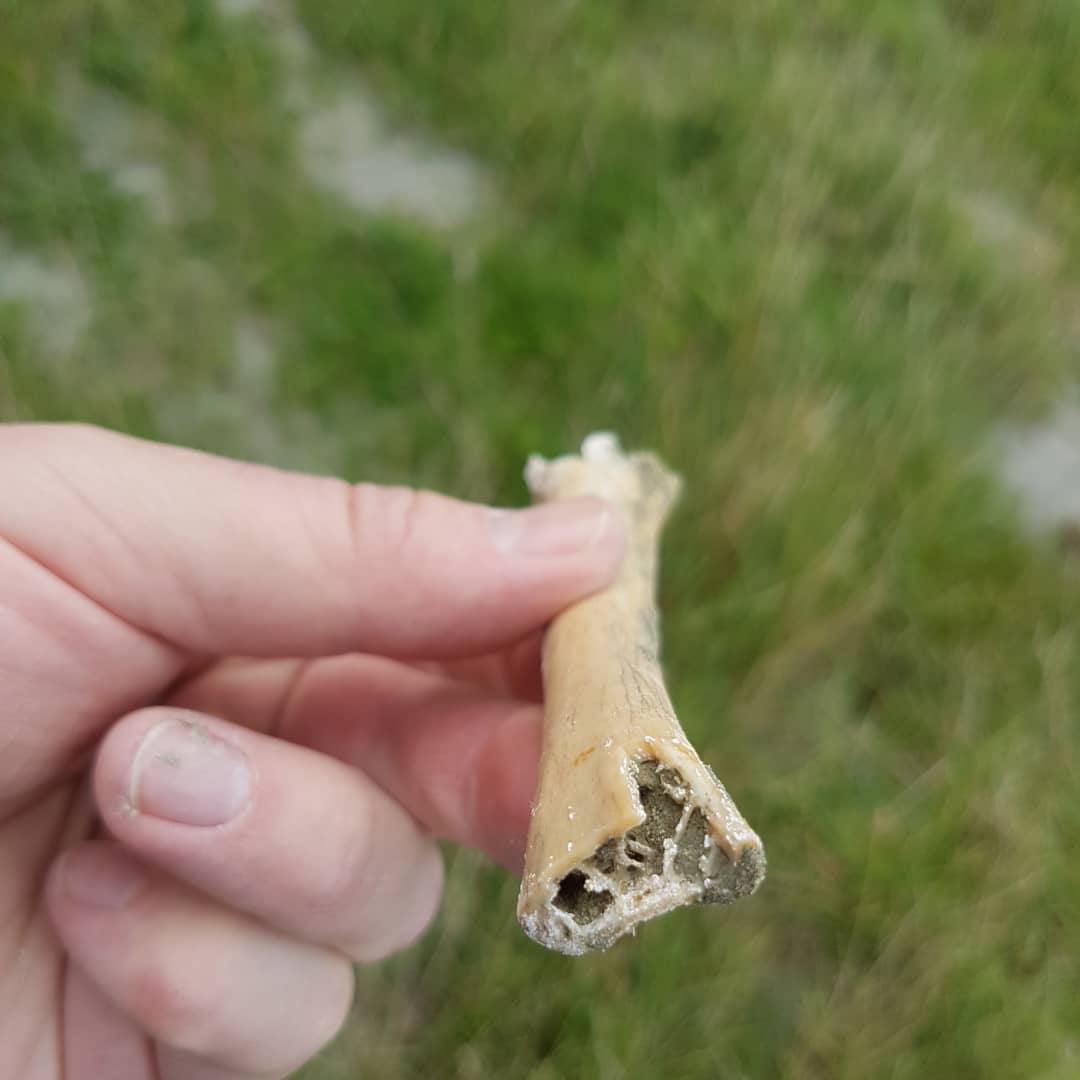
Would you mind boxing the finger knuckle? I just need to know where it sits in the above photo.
[130,964,221,1056]
[347,482,435,565]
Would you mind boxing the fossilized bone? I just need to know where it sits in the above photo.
[517,434,766,955]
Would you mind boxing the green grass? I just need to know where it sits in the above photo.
[3,1,1080,1076]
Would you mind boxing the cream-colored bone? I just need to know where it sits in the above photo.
[517,434,766,955]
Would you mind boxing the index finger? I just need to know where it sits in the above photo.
[0,424,624,659]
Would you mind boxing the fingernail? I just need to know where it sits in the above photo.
[488,497,622,557]
[60,846,146,910]
[130,716,252,827]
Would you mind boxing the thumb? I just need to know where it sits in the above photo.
[0,424,625,658]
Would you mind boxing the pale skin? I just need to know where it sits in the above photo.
[0,423,626,1080]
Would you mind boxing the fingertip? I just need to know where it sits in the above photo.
[352,840,444,963]
[93,707,239,831]
[92,700,448,965]
[488,496,622,556]
[47,842,148,919]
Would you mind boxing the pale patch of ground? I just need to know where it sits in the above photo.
[959,190,1062,278]
[60,77,176,225]
[214,0,488,229]
[215,0,265,14]
[962,190,1080,534]
[153,313,346,473]
[0,240,91,355]
[996,403,1080,532]
[299,82,485,227]
[229,315,278,399]
[219,0,315,104]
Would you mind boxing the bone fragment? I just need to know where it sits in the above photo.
[517,433,765,955]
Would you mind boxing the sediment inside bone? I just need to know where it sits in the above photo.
[550,760,734,926]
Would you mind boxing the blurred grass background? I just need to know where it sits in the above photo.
[3,2,1080,1077]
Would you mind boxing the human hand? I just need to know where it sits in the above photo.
[0,424,625,1080]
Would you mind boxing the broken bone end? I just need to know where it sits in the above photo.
[525,432,682,515]
[518,759,766,956]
